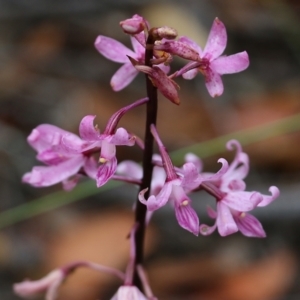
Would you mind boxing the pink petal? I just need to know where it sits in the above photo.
[221,151,249,192]
[100,140,116,161]
[62,133,97,154]
[109,127,135,146]
[130,33,145,56]
[27,125,70,153]
[83,156,98,180]
[222,191,263,211]
[79,115,101,141]
[204,68,224,97]
[96,156,117,187]
[201,158,229,181]
[226,179,246,192]
[257,186,280,207]
[142,181,173,211]
[226,139,243,154]
[157,62,170,74]
[228,154,249,182]
[178,36,202,55]
[36,149,67,165]
[116,160,143,179]
[211,51,249,74]
[174,203,199,236]
[132,31,146,48]
[111,63,138,91]
[235,213,266,238]
[199,223,217,236]
[225,140,248,176]
[62,175,81,191]
[216,202,238,236]
[203,18,227,60]
[94,36,135,63]
[150,166,166,195]
[182,67,198,80]
[181,162,201,191]
[22,156,84,187]
[207,205,217,219]
[184,153,203,172]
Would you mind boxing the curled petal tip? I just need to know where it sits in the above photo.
[199,224,216,236]
[217,158,229,169]
[226,139,241,151]
[269,186,280,198]
[138,188,149,205]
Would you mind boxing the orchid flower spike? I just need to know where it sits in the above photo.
[177,18,249,97]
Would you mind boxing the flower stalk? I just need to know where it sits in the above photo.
[133,30,158,289]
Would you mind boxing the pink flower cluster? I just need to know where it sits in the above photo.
[22,100,145,190]
[95,15,249,99]
[136,126,279,238]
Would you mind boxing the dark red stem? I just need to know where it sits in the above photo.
[133,30,157,288]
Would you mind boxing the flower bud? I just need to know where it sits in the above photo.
[129,57,180,105]
[151,26,177,40]
[120,14,146,34]
[111,286,147,300]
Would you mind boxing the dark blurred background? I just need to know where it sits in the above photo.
[0,0,300,299]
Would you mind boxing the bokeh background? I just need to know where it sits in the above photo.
[0,0,300,299]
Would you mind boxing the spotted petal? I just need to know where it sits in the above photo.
[203,18,227,60]
[204,68,224,97]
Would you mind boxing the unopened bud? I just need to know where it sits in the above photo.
[120,14,146,34]
[151,26,177,40]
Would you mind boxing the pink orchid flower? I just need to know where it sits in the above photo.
[63,115,136,187]
[178,18,249,97]
[95,31,169,91]
[13,269,64,300]
[111,286,148,300]
[22,124,97,190]
[199,140,280,237]
[138,125,228,236]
